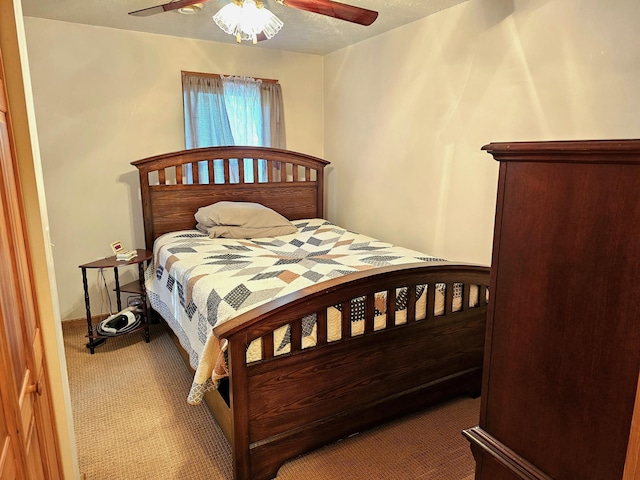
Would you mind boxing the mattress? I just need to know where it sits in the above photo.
[145,218,465,404]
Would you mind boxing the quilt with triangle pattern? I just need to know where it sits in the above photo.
[145,218,448,404]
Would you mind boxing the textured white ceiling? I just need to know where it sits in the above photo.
[21,0,468,55]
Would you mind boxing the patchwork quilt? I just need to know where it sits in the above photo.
[145,218,449,405]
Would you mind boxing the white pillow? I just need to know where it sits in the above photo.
[194,201,297,238]
[205,224,299,239]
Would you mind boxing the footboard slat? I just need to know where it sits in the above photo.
[316,309,327,346]
[480,285,488,306]
[445,283,454,315]
[407,285,417,323]
[463,284,471,310]
[341,301,350,338]
[290,321,302,352]
[263,331,274,360]
[386,288,395,329]
[426,284,436,321]
[364,294,375,333]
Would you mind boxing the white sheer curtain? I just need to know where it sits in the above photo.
[260,81,286,149]
[221,75,263,145]
[182,72,286,184]
[221,75,265,182]
[182,74,235,183]
[183,75,234,148]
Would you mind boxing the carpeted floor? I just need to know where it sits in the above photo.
[63,322,479,479]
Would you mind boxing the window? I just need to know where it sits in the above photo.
[182,72,286,184]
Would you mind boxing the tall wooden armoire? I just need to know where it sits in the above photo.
[464,140,640,480]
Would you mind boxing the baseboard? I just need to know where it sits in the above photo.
[62,314,110,330]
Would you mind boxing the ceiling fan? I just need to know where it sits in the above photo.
[128,0,379,27]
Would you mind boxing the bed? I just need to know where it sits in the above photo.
[132,146,490,480]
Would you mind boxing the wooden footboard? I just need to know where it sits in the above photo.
[213,263,489,480]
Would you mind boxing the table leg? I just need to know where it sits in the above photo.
[137,261,145,287]
[82,267,96,354]
[139,261,150,342]
[113,266,122,312]
[82,268,106,353]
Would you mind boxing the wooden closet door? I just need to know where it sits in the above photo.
[0,45,62,479]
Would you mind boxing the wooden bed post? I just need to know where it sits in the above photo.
[135,163,154,252]
[228,338,252,480]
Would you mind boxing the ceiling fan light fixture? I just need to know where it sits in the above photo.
[213,0,283,44]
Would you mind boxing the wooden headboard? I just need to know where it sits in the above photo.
[131,146,330,251]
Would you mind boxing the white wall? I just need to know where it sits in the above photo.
[24,18,324,321]
[323,0,640,266]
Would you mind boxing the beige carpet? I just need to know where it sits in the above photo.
[63,323,479,479]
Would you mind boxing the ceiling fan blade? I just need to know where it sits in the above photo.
[129,0,207,17]
[282,0,378,26]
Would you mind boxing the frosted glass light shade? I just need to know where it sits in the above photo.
[213,0,283,44]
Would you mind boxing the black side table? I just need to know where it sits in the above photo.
[79,249,153,353]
